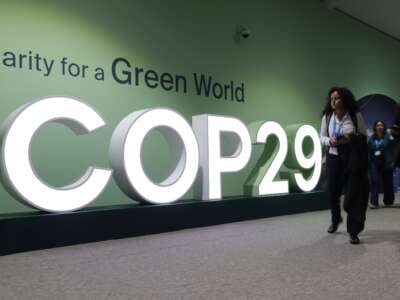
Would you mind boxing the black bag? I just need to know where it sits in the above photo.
[347,134,369,173]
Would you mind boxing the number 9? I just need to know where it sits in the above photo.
[285,124,322,192]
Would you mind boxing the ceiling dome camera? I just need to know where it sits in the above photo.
[235,25,252,43]
[240,27,251,39]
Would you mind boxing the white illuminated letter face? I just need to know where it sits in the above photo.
[192,115,251,200]
[109,108,199,204]
[256,121,289,195]
[0,97,112,212]
[293,125,322,191]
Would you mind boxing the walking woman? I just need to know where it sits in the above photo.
[368,120,395,208]
[320,87,368,244]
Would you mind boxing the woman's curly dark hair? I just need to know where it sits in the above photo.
[321,86,338,117]
[321,87,359,121]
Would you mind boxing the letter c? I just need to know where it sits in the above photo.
[0,97,112,212]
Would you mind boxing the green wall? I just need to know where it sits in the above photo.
[0,0,399,213]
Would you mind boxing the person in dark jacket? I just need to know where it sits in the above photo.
[391,105,400,167]
[368,120,395,208]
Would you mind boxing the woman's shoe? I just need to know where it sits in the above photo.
[327,219,342,234]
[369,203,378,209]
[349,234,360,244]
[327,224,338,233]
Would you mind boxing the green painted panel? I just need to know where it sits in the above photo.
[0,0,399,213]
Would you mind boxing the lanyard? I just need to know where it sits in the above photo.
[332,114,344,138]
[373,138,384,149]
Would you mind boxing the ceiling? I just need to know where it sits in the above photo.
[322,0,400,41]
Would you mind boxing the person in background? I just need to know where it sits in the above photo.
[368,120,395,208]
[320,87,368,244]
[391,105,400,168]
[393,104,400,134]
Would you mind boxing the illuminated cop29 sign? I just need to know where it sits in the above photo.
[0,97,322,213]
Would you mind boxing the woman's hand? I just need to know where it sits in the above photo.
[329,138,337,146]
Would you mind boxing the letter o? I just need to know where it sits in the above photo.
[109,108,199,204]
